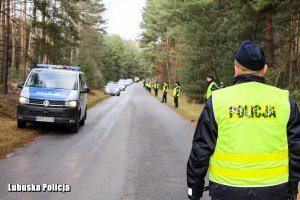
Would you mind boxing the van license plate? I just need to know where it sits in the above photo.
[36,117,54,122]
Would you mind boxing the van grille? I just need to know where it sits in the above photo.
[29,99,65,107]
[18,108,76,117]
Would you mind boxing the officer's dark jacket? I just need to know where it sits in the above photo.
[187,74,300,200]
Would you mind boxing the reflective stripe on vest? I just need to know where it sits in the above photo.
[206,82,216,100]
[210,82,290,187]
[173,86,180,97]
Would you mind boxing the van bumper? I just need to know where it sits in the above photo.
[17,104,79,124]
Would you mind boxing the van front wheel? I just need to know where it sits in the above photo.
[79,111,86,126]
[69,116,79,133]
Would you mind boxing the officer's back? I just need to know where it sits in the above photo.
[187,40,300,200]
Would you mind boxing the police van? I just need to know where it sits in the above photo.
[17,64,89,133]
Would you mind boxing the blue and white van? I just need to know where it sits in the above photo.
[17,64,89,133]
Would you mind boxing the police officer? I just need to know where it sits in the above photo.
[146,80,150,92]
[187,40,300,200]
[161,82,168,103]
[153,81,159,96]
[204,74,217,100]
[149,80,152,93]
[173,82,180,108]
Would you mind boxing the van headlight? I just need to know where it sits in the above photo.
[19,97,29,104]
[65,101,77,108]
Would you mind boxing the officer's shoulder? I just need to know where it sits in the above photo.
[213,82,289,96]
[255,82,289,96]
[212,84,234,95]
[264,83,288,92]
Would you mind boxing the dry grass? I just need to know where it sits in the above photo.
[0,90,108,159]
[0,118,39,159]
[153,89,204,125]
[0,93,19,119]
[88,90,110,107]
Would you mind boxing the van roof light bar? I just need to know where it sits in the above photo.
[36,64,80,71]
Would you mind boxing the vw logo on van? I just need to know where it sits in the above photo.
[43,100,50,107]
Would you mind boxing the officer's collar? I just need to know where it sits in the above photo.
[233,74,265,85]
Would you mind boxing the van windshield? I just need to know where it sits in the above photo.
[25,70,78,90]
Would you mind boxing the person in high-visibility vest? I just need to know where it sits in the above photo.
[204,74,217,100]
[146,80,151,92]
[173,82,180,108]
[149,80,152,93]
[187,40,300,200]
[161,82,168,103]
[153,81,159,96]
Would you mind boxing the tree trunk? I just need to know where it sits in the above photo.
[41,0,47,63]
[0,0,2,65]
[70,47,74,64]
[21,0,27,81]
[1,0,6,85]
[25,4,37,71]
[2,0,9,94]
[289,0,297,87]
[296,10,300,78]
[165,37,171,87]
[76,21,81,58]
[0,6,2,84]
[11,0,16,69]
[264,7,275,68]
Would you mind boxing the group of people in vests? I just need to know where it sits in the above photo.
[143,79,181,108]
[143,79,158,96]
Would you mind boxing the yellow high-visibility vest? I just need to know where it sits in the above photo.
[163,84,168,93]
[210,82,290,187]
[173,85,180,97]
[205,82,216,100]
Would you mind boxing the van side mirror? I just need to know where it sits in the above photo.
[81,87,90,93]
[17,82,24,89]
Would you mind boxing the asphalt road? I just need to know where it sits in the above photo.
[0,83,210,200]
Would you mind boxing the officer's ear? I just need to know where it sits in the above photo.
[263,64,268,75]
[234,66,240,77]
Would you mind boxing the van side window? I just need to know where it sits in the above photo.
[79,74,86,90]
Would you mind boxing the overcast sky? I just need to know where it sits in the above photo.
[102,0,146,40]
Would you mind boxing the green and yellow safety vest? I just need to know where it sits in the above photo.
[163,84,168,93]
[205,81,217,100]
[209,82,290,187]
[153,83,159,89]
[173,85,180,97]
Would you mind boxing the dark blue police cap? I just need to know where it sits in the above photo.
[234,40,265,71]
[207,73,214,79]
